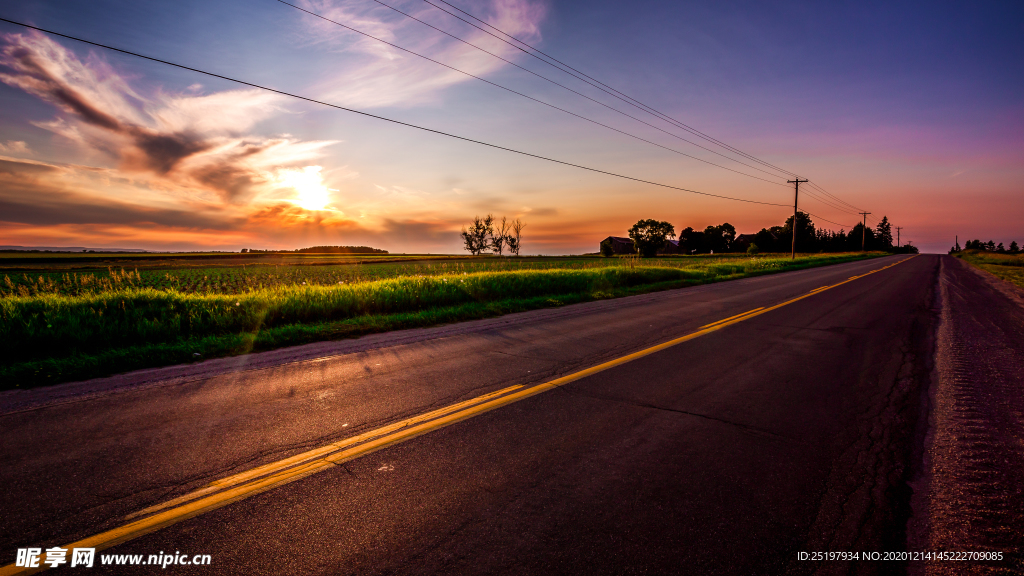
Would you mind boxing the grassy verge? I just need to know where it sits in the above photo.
[953,250,1024,291]
[1,253,882,389]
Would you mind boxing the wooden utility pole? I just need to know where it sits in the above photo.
[787,178,808,259]
[896,226,902,249]
[859,212,871,251]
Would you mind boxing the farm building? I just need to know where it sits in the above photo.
[599,236,636,255]
[599,236,687,256]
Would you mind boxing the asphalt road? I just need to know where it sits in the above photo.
[0,254,971,575]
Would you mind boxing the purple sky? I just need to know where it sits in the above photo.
[0,0,1021,253]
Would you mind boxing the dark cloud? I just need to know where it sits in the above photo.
[2,45,124,132]
[0,160,232,229]
[379,218,458,243]
[125,128,210,175]
[0,157,60,177]
[0,33,255,198]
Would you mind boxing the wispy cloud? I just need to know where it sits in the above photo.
[0,32,337,204]
[0,140,30,154]
[296,0,547,108]
[0,22,560,252]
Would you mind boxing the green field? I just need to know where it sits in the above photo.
[0,252,882,388]
[954,250,1024,290]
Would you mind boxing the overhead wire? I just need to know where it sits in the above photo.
[0,17,793,209]
[801,211,854,229]
[299,0,875,227]
[421,0,799,178]
[365,0,797,183]
[800,189,864,217]
[420,0,872,215]
[274,0,791,189]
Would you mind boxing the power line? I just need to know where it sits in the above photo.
[367,0,797,183]
[804,180,866,213]
[421,0,872,214]
[422,0,801,178]
[800,188,864,217]
[0,16,792,209]
[275,0,791,189]
[802,211,853,229]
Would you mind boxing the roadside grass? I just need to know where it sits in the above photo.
[3,253,829,297]
[954,250,1024,291]
[0,252,881,389]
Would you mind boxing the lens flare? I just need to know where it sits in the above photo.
[278,166,331,211]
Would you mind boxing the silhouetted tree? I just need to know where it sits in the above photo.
[704,223,737,252]
[850,223,876,251]
[491,216,511,256]
[629,219,675,257]
[508,218,525,256]
[678,226,705,254]
[461,214,493,255]
[753,228,779,253]
[782,211,816,252]
[1010,241,1020,254]
[875,216,893,250]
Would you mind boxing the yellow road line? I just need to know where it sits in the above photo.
[125,382,527,521]
[699,307,764,329]
[0,255,916,576]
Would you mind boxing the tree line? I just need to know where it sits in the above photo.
[746,214,915,254]
[610,213,915,257]
[241,246,388,254]
[950,239,1020,254]
[461,215,526,256]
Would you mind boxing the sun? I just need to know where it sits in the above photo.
[279,166,332,211]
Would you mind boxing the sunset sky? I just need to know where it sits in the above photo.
[0,0,1020,254]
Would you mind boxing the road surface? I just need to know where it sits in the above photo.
[1,254,1019,574]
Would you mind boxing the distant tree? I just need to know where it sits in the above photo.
[987,240,996,251]
[850,222,876,251]
[997,242,1006,253]
[678,227,705,253]
[295,245,388,254]
[875,216,893,250]
[508,218,525,256]
[1010,241,1020,254]
[746,243,759,255]
[704,222,737,252]
[491,216,511,256]
[461,214,494,255]
[629,219,675,258]
[750,228,776,253]
[783,212,816,252]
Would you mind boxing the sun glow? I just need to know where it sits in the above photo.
[279,166,332,211]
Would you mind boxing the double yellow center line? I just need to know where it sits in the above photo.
[1,255,915,575]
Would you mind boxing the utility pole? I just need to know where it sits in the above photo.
[787,178,808,259]
[859,212,871,251]
[896,226,902,249]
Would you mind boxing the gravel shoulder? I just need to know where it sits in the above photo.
[908,256,1024,575]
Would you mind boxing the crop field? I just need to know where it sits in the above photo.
[955,250,1024,290]
[3,253,821,297]
[0,252,881,388]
